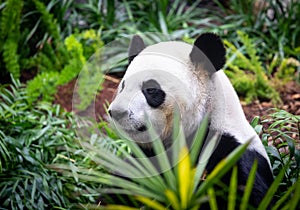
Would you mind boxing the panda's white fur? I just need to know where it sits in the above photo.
[211,71,269,160]
[109,39,269,163]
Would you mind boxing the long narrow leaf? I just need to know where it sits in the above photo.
[82,143,144,178]
[81,126,170,194]
[136,196,166,210]
[165,189,180,210]
[240,160,258,210]
[171,109,187,196]
[196,141,250,196]
[228,166,238,210]
[288,178,300,210]
[190,115,209,166]
[257,167,286,210]
[194,134,219,190]
[178,146,191,209]
[208,188,218,210]
[148,120,176,190]
[172,109,185,167]
[102,205,139,210]
[271,181,297,210]
[113,123,164,179]
[86,146,167,193]
[54,164,165,200]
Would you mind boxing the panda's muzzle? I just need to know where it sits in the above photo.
[108,108,148,132]
[108,108,128,121]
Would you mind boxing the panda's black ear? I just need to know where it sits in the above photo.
[190,33,226,71]
[128,35,146,64]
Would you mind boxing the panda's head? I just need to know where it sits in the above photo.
[108,33,226,148]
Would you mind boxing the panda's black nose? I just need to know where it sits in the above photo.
[108,108,128,120]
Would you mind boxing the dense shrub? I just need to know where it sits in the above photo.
[211,0,300,60]
[0,77,98,209]
[252,110,300,196]
[224,31,282,104]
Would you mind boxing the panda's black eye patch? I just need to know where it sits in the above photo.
[142,79,166,108]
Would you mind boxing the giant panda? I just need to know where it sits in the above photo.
[108,33,273,208]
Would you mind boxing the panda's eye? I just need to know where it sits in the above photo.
[145,88,158,95]
[142,80,166,108]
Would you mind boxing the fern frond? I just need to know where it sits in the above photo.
[0,0,23,78]
[32,0,60,42]
[26,71,60,103]
[2,38,20,78]
[0,0,23,40]
[224,30,281,104]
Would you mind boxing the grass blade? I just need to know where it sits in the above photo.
[208,188,218,210]
[165,189,180,210]
[228,166,238,210]
[257,167,286,210]
[136,196,166,210]
[172,109,185,167]
[178,146,191,209]
[271,179,297,210]
[288,178,300,210]
[108,124,167,187]
[102,205,140,210]
[148,121,176,190]
[194,134,219,190]
[240,160,258,210]
[190,115,209,166]
[196,140,250,196]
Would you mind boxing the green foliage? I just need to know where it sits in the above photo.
[224,30,281,104]
[251,110,300,209]
[267,55,300,83]
[65,30,104,110]
[26,29,104,104]
[32,0,60,42]
[0,0,23,79]
[125,0,202,36]
[0,76,99,209]
[26,71,60,103]
[72,0,205,42]
[0,0,66,80]
[252,110,300,194]
[212,0,300,60]
[0,0,87,82]
[75,63,104,111]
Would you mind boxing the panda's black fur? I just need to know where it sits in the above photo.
[106,33,274,209]
[206,133,273,208]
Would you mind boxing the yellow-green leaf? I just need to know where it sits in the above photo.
[208,188,218,210]
[178,146,191,209]
[104,205,140,210]
[165,189,180,210]
[136,196,166,210]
